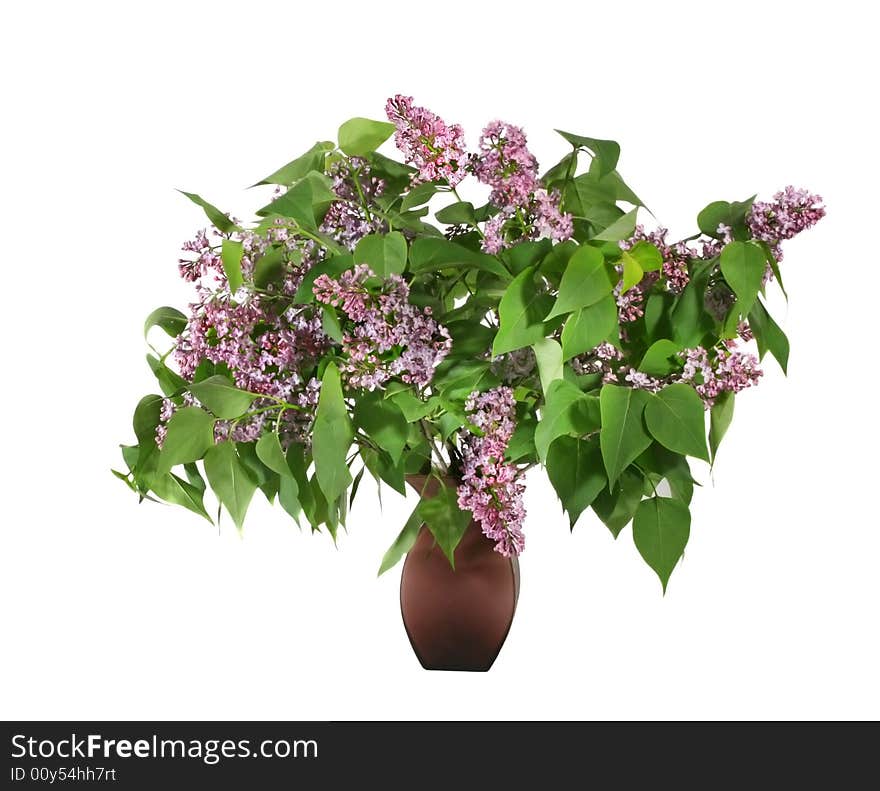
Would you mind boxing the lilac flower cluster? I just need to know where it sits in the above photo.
[313,264,452,390]
[679,346,762,406]
[456,387,526,557]
[473,121,539,208]
[571,340,762,406]
[473,121,573,254]
[320,157,387,250]
[385,95,468,187]
[614,276,653,324]
[172,292,327,445]
[747,186,826,259]
[620,226,694,293]
[178,229,224,283]
[571,342,624,382]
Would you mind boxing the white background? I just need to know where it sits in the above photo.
[2,1,878,720]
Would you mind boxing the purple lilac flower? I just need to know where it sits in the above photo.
[533,188,574,242]
[747,186,825,250]
[571,342,623,382]
[320,157,386,250]
[472,121,572,253]
[385,95,468,186]
[624,368,663,392]
[154,397,177,448]
[679,345,762,406]
[482,212,508,254]
[620,225,694,293]
[457,387,526,557]
[178,229,223,283]
[313,264,452,390]
[174,290,329,445]
[473,120,539,208]
[615,282,646,323]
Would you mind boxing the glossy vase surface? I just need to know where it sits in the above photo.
[400,475,520,671]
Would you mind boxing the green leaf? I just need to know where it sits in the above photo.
[183,462,206,494]
[633,496,691,593]
[253,141,334,187]
[709,391,735,463]
[221,240,244,293]
[637,445,695,505]
[594,208,639,242]
[620,240,663,292]
[758,241,787,299]
[535,379,601,462]
[493,266,555,356]
[362,446,406,496]
[720,241,766,315]
[546,245,616,320]
[278,475,302,523]
[152,473,212,523]
[697,197,756,239]
[417,484,472,568]
[255,433,292,478]
[644,383,709,461]
[236,441,270,489]
[354,392,408,463]
[256,433,299,520]
[257,172,335,230]
[629,241,663,271]
[749,299,789,374]
[178,190,237,234]
[353,231,407,277]
[321,305,344,343]
[560,296,618,360]
[188,375,257,420]
[158,407,216,472]
[378,504,422,576]
[409,237,509,279]
[133,394,163,448]
[400,181,440,211]
[532,338,563,396]
[146,354,188,396]
[592,467,644,537]
[387,386,439,422]
[555,130,620,175]
[506,416,538,463]
[312,362,353,504]
[435,200,476,225]
[639,339,682,377]
[504,239,552,275]
[144,306,187,340]
[338,117,396,157]
[203,441,257,531]
[620,250,643,293]
[671,268,713,347]
[252,244,286,289]
[546,435,605,528]
[599,385,652,487]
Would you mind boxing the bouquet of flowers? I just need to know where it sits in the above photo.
[117,95,824,591]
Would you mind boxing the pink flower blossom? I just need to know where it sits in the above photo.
[385,95,468,186]
[320,157,386,250]
[314,264,451,390]
[748,186,825,247]
[456,387,526,557]
[473,120,539,208]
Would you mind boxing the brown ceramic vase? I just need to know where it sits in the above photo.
[400,474,520,672]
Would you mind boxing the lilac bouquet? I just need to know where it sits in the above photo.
[118,95,824,591]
